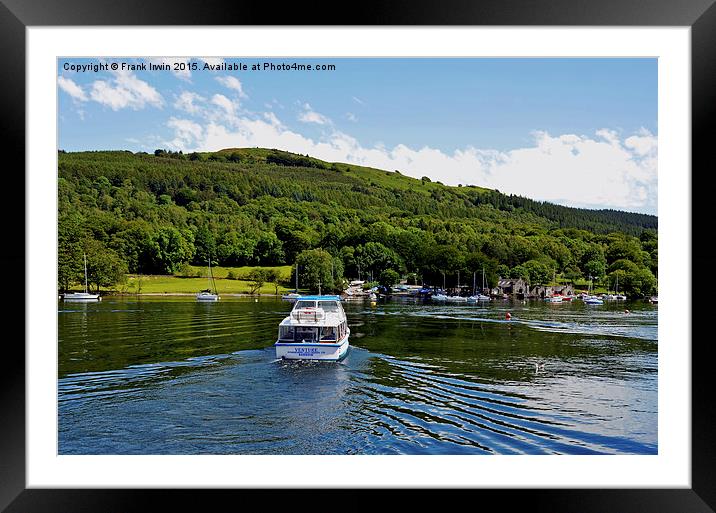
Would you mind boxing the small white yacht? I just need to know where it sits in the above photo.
[431,293,448,301]
[468,268,491,302]
[275,296,350,361]
[196,290,219,301]
[63,254,100,302]
[196,259,219,301]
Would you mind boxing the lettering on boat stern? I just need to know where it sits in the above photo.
[291,347,323,355]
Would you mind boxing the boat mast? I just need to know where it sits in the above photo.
[482,267,486,293]
[209,258,218,295]
[83,253,89,294]
[295,263,299,292]
[473,271,476,296]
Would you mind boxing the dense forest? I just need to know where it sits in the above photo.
[57,148,658,297]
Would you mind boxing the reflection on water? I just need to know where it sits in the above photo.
[59,297,657,454]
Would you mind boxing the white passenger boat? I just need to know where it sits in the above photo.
[63,254,100,302]
[274,295,350,361]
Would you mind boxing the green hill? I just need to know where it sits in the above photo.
[57,148,658,296]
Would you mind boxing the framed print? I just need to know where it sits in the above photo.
[3,0,715,511]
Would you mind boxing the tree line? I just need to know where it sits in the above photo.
[58,149,658,297]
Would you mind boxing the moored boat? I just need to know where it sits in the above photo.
[196,290,219,301]
[63,254,100,302]
[275,295,350,361]
[584,297,604,305]
[196,259,219,301]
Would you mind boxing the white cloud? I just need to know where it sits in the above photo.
[163,109,657,213]
[263,111,285,129]
[298,103,331,125]
[352,96,365,105]
[174,91,205,115]
[89,71,164,111]
[215,76,248,98]
[58,76,87,102]
[211,94,237,118]
[346,112,358,122]
[165,117,203,148]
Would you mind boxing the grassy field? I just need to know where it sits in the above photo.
[117,265,297,295]
[175,264,293,280]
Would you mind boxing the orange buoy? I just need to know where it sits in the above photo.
[505,312,512,320]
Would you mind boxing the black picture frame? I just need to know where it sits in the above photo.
[2,1,713,511]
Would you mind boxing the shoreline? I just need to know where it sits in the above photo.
[109,292,287,297]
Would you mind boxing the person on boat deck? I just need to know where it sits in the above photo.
[321,327,336,341]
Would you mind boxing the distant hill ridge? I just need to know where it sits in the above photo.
[146,147,657,234]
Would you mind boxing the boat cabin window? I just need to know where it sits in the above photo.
[318,301,340,313]
[320,326,337,341]
[294,300,317,309]
[294,326,318,342]
[278,326,296,342]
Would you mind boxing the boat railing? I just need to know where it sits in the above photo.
[291,307,326,322]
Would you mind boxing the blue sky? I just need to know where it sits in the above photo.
[58,57,658,214]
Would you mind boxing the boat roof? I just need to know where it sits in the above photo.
[280,309,346,326]
[295,295,341,301]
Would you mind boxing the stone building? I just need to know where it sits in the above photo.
[495,278,530,297]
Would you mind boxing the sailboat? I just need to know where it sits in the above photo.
[448,270,466,301]
[583,276,603,305]
[468,267,491,301]
[63,254,101,301]
[196,259,219,301]
[614,275,627,300]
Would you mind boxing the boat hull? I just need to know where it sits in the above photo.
[275,333,350,361]
[63,293,100,302]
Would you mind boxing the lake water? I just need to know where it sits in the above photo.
[58,296,657,455]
